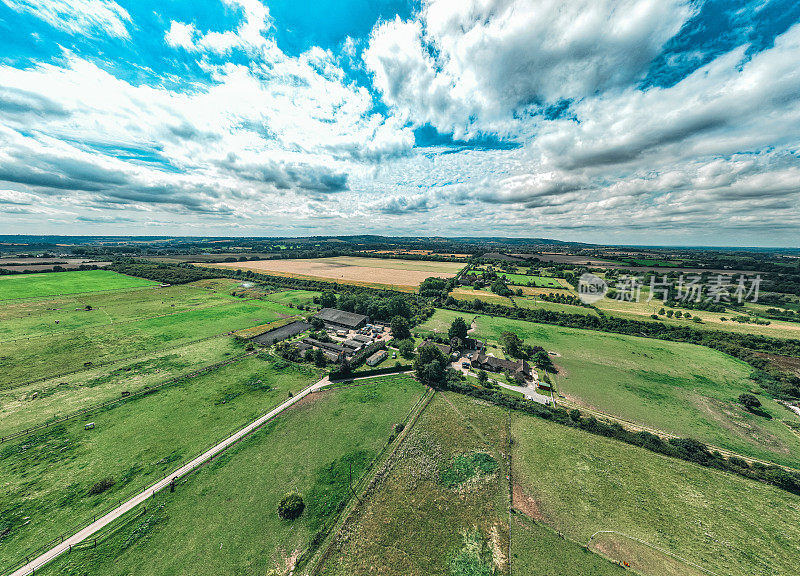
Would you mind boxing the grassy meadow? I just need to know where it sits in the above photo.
[476,271,563,287]
[512,414,800,576]
[1,289,299,389]
[0,270,157,300]
[318,391,510,576]
[511,515,625,576]
[419,309,800,468]
[39,377,426,576]
[0,355,321,569]
[0,337,245,438]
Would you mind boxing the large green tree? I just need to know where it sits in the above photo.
[448,316,469,341]
[390,315,411,340]
[414,343,449,386]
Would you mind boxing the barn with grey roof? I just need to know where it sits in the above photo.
[314,308,369,329]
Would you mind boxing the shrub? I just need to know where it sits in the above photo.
[88,477,116,495]
[277,492,305,520]
[738,393,762,410]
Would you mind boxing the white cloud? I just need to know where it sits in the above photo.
[165,21,198,50]
[165,0,272,55]
[365,0,695,137]
[3,0,131,38]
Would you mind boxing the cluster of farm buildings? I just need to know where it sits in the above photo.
[290,308,390,365]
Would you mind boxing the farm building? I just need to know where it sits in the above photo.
[315,308,369,330]
[293,342,312,354]
[366,350,387,366]
[423,339,452,356]
[342,339,363,352]
[352,334,373,344]
[302,338,346,361]
[472,354,532,383]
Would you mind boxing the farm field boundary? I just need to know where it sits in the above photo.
[306,384,435,575]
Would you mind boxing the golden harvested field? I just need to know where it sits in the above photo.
[198,256,464,290]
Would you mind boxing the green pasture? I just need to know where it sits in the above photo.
[319,391,510,576]
[0,337,244,438]
[510,516,625,576]
[0,296,298,389]
[0,270,157,301]
[0,356,321,569]
[475,271,562,287]
[263,289,320,308]
[0,283,240,341]
[419,309,800,468]
[40,376,425,576]
[512,414,800,576]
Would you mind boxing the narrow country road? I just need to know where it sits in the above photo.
[7,376,331,576]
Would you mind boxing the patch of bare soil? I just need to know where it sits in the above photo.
[590,533,706,576]
[290,388,328,411]
[756,352,800,377]
[512,484,544,522]
[489,524,508,572]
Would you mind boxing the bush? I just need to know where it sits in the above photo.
[277,492,305,520]
[88,477,116,495]
[738,393,762,410]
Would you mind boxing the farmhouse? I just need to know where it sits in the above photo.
[315,308,369,330]
[472,353,532,383]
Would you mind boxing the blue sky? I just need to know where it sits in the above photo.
[0,0,799,245]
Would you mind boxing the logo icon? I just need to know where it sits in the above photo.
[577,273,607,304]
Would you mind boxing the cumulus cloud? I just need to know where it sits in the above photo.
[365,0,694,137]
[2,0,800,244]
[165,0,271,54]
[4,0,131,38]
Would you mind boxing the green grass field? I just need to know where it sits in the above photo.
[0,337,245,438]
[512,296,598,316]
[475,271,563,287]
[39,377,426,576]
[0,290,298,389]
[318,391,510,576]
[450,287,515,306]
[0,355,322,569]
[0,282,242,341]
[263,289,320,308]
[419,309,800,468]
[512,414,800,576]
[511,515,625,576]
[0,270,157,300]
